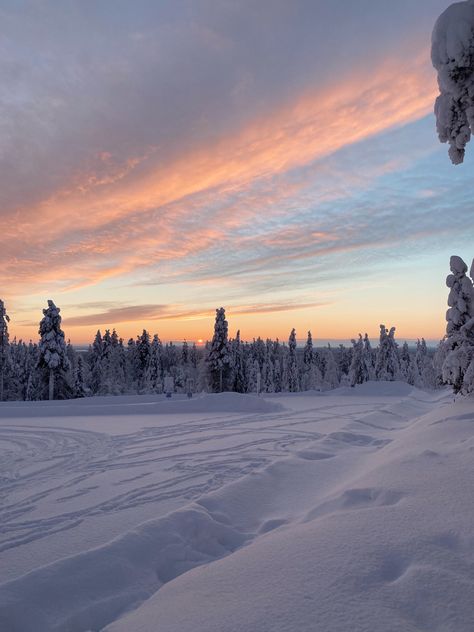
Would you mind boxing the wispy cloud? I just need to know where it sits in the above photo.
[61,300,328,328]
[0,0,466,341]
[0,54,436,296]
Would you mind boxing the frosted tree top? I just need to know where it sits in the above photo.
[432,0,474,163]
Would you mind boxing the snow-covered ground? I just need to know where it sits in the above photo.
[1,384,473,631]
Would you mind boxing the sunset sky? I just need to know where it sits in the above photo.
[2,0,473,345]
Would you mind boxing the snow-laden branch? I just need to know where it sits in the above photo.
[432,0,474,163]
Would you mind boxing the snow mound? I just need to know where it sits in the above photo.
[104,395,474,632]
[0,392,284,419]
[0,504,249,632]
[157,392,285,414]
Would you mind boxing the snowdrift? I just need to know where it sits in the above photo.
[0,391,285,418]
[1,384,474,631]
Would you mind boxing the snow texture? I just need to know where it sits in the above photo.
[432,0,474,163]
[1,384,474,631]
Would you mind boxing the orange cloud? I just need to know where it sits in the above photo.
[60,300,329,328]
[1,51,437,298]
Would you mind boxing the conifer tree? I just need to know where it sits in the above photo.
[73,355,87,398]
[375,325,400,381]
[126,337,140,391]
[207,307,232,392]
[321,345,340,390]
[349,334,369,387]
[38,300,70,400]
[273,339,283,392]
[108,329,125,394]
[363,333,375,379]
[439,256,474,394]
[246,358,260,393]
[0,299,10,401]
[190,343,198,369]
[88,330,104,394]
[25,342,40,401]
[399,341,412,382]
[136,330,152,391]
[231,330,246,393]
[302,330,321,390]
[337,344,352,379]
[181,340,189,365]
[263,339,275,393]
[287,328,299,392]
[146,334,163,393]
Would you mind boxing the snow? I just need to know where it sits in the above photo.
[1,385,474,631]
[432,0,474,163]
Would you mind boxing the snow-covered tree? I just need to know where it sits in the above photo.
[412,338,436,388]
[272,339,283,392]
[399,341,412,383]
[320,345,340,390]
[231,330,246,393]
[73,355,87,398]
[287,329,299,392]
[432,0,474,164]
[38,300,70,400]
[375,324,400,381]
[336,344,352,380]
[0,299,10,401]
[302,331,322,390]
[362,333,375,379]
[136,330,152,391]
[5,338,26,401]
[181,340,189,365]
[97,329,125,395]
[349,334,370,387]
[88,330,104,394]
[25,342,40,401]
[146,334,163,393]
[207,307,232,392]
[261,339,275,393]
[190,343,199,369]
[246,358,260,394]
[439,255,474,393]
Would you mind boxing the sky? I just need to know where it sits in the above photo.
[1,0,473,345]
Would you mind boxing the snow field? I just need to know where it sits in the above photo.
[1,384,473,631]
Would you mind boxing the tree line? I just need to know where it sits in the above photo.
[0,300,439,401]
[3,251,474,402]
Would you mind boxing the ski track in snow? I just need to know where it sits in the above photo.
[0,399,395,556]
[0,386,459,631]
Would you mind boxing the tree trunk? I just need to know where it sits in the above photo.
[49,370,55,401]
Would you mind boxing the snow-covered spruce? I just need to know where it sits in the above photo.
[432,0,474,164]
[375,325,400,381]
[38,300,70,400]
[349,334,370,387]
[207,307,232,392]
[320,344,340,390]
[302,331,322,390]
[363,333,375,380]
[414,338,437,389]
[287,329,299,392]
[439,255,474,393]
[0,299,11,401]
